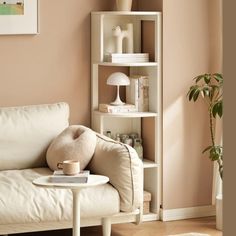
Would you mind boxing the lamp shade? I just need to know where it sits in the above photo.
[107,72,130,86]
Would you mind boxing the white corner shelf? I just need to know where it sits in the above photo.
[91,11,161,16]
[91,11,162,222]
[98,62,158,67]
[94,110,158,118]
[143,159,158,168]
[143,212,159,221]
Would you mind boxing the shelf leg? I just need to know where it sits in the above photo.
[135,206,143,225]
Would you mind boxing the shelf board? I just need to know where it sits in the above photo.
[142,212,159,221]
[94,110,158,118]
[143,159,158,168]
[92,11,161,16]
[98,62,158,67]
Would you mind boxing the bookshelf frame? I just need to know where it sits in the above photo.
[91,11,162,222]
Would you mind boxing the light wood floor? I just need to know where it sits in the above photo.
[14,217,222,236]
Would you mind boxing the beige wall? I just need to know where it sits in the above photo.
[209,0,223,72]
[138,0,222,209]
[0,0,116,126]
[162,0,213,209]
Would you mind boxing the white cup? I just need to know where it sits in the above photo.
[57,160,80,175]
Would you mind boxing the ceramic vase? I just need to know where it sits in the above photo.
[216,194,223,231]
[116,0,132,11]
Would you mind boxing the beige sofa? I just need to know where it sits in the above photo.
[0,103,143,235]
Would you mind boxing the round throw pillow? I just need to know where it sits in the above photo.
[46,125,97,171]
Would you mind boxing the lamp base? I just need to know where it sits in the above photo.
[110,85,125,106]
[110,101,125,106]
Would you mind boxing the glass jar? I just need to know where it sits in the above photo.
[115,133,121,142]
[124,137,133,146]
[133,138,143,160]
[121,134,129,143]
[106,131,112,139]
[129,132,139,147]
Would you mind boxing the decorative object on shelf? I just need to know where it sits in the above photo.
[116,0,133,11]
[106,130,112,139]
[187,73,223,231]
[123,136,133,146]
[99,103,137,113]
[108,132,141,148]
[115,133,121,142]
[133,138,143,160]
[120,134,128,143]
[107,72,130,106]
[129,132,139,146]
[143,190,152,214]
[112,23,133,53]
[107,53,149,63]
[126,75,149,112]
[0,0,38,35]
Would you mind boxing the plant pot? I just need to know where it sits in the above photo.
[116,0,132,11]
[216,194,223,231]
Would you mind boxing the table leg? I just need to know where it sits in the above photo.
[72,189,81,236]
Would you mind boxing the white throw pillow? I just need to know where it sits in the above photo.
[46,125,97,171]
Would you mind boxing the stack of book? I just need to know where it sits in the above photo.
[107,53,149,63]
[50,170,90,183]
[99,103,137,113]
[126,75,149,112]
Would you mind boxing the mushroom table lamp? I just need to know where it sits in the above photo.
[107,72,130,106]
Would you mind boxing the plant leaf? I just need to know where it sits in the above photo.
[213,73,223,83]
[202,145,212,153]
[188,88,196,101]
[187,85,199,101]
[193,89,200,101]
[212,100,223,118]
[204,74,211,84]
[209,147,220,161]
[203,86,210,97]
[195,75,205,83]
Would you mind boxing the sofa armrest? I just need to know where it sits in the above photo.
[88,133,143,212]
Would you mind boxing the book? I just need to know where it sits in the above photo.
[108,53,149,58]
[126,75,149,112]
[50,170,90,183]
[107,53,149,63]
[99,103,137,113]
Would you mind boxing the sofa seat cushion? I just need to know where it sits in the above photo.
[0,168,120,225]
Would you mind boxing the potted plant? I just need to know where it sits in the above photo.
[187,73,223,230]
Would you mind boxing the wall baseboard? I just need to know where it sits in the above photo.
[160,205,216,221]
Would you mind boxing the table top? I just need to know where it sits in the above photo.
[33,174,109,190]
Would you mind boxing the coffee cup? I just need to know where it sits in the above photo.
[57,160,80,175]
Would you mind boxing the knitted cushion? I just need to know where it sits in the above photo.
[46,125,96,171]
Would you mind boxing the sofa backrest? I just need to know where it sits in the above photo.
[0,103,69,171]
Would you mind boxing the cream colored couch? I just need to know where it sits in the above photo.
[0,103,143,235]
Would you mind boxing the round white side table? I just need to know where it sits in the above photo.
[33,174,109,236]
